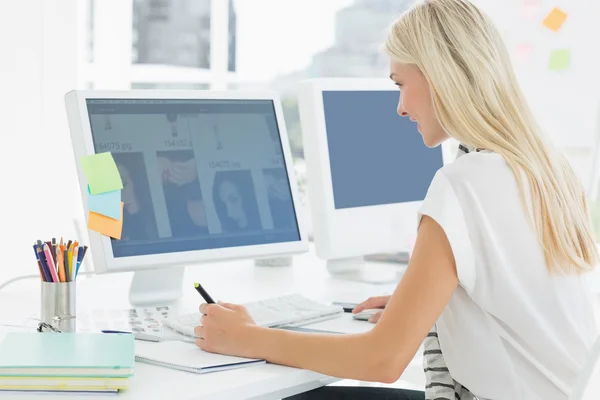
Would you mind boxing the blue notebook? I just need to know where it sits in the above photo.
[0,333,134,378]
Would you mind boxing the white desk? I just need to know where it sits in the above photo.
[0,250,425,399]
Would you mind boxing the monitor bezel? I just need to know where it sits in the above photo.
[298,78,453,260]
[65,90,309,274]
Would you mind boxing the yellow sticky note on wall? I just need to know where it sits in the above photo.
[548,49,571,71]
[543,8,568,32]
[88,202,124,240]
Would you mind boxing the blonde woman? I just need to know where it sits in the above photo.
[193,0,599,398]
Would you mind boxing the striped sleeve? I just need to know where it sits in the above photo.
[423,325,456,400]
[423,325,477,400]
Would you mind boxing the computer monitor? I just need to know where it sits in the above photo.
[65,91,308,305]
[298,79,450,283]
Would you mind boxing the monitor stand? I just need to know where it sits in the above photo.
[129,266,185,306]
[326,257,403,284]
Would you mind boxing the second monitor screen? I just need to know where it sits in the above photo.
[86,99,300,257]
[322,90,444,210]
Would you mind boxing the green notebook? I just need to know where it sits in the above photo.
[0,333,134,378]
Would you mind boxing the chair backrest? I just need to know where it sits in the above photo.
[570,335,600,399]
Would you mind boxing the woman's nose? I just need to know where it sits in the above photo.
[397,104,408,117]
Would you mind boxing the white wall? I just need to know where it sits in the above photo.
[209,0,230,90]
[91,0,132,90]
[1,0,598,287]
[474,0,600,186]
[0,0,82,284]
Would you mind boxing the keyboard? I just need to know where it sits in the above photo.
[162,294,344,338]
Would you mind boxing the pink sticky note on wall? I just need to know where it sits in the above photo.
[520,0,541,18]
[516,43,534,62]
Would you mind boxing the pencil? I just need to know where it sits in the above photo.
[57,250,66,282]
[69,244,75,280]
[45,241,56,265]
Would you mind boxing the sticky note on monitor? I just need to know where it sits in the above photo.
[543,7,568,32]
[88,202,124,240]
[87,186,121,220]
[80,153,123,195]
[548,49,571,71]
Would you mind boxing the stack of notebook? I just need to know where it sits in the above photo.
[0,332,134,393]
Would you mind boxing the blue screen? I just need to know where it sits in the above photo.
[86,99,300,257]
[322,90,444,209]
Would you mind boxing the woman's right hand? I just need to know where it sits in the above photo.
[352,295,391,323]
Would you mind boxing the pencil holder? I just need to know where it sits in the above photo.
[41,281,76,333]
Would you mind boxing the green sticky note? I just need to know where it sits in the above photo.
[548,49,571,71]
[80,152,123,195]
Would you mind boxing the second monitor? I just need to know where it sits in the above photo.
[298,78,449,283]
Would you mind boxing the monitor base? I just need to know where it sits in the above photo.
[129,266,185,306]
[326,257,402,284]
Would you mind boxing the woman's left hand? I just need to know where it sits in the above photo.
[195,302,257,357]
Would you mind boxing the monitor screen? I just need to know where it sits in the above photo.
[322,90,444,210]
[86,99,300,257]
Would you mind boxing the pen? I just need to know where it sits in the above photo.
[72,246,79,280]
[75,247,84,279]
[194,282,215,304]
[43,244,59,282]
[35,245,50,281]
[102,330,161,342]
[81,246,88,260]
[33,245,49,282]
[63,247,69,282]
[36,259,45,281]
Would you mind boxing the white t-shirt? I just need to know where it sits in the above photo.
[418,151,598,400]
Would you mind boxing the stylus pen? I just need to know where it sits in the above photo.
[194,282,215,304]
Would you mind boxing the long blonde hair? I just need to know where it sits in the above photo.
[385,0,598,274]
